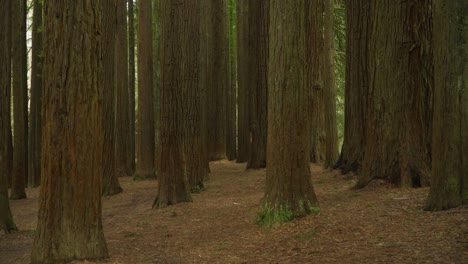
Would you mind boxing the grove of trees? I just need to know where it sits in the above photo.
[0,0,466,263]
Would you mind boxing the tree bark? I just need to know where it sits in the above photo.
[28,0,43,188]
[236,0,250,163]
[246,0,268,169]
[208,0,228,161]
[115,0,132,177]
[199,0,212,175]
[307,0,326,164]
[0,0,17,234]
[226,0,237,161]
[425,0,467,210]
[135,0,156,180]
[152,0,161,173]
[153,0,197,208]
[323,0,339,169]
[335,0,371,174]
[102,0,123,196]
[356,0,432,188]
[257,0,319,226]
[30,1,109,261]
[128,0,136,175]
[10,0,28,200]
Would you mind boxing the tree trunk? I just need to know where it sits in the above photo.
[102,0,123,196]
[208,0,228,161]
[307,0,326,164]
[153,0,197,208]
[246,0,268,169]
[257,0,319,226]
[30,1,109,261]
[152,0,161,172]
[356,0,432,188]
[335,0,371,174]
[135,0,156,180]
[115,0,132,177]
[10,0,28,200]
[183,1,206,191]
[323,0,339,169]
[236,0,250,163]
[226,0,237,161]
[425,0,467,210]
[128,0,136,175]
[0,0,17,234]
[199,0,212,176]
[28,0,43,188]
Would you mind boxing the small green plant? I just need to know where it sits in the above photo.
[191,184,203,193]
[256,204,294,226]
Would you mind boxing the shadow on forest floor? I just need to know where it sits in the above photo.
[1,161,467,263]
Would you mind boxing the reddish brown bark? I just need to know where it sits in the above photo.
[10,0,28,200]
[257,0,319,225]
[31,1,109,261]
[246,0,268,170]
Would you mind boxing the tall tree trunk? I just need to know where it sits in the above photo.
[246,0,268,169]
[236,0,249,163]
[208,0,228,161]
[226,0,237,161]
[128,0,136,175]
[135,0,155,179]
[335,0,371,174]
[323,0,339,169]
[199,0,212,175]
[356,0,432,188]
[102,0,123,196]
[0,0,17,234]
[115,0,132,177]
[307,0,326,164]
[257,0,319,226]
[425,0,467,210]
[153,0,196,208]
[10,0,28,200]
[28,0,43,188]
[184,0,206,191]
[30,1,109,261]
[152,0,161,172]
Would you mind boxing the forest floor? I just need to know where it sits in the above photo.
[1,161,467,264]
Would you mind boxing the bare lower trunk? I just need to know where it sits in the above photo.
[257,0,319,226]
[31,1,109,261]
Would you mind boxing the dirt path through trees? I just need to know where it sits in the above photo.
[1,161,467,263]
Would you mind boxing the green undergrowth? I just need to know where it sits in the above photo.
[256,202,320,227]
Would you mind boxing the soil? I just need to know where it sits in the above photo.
[1,161,467,264]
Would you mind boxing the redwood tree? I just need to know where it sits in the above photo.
[128,0,136,174]
[102,0,123,196]
[236,0,250,163]
[307,0,326,164]
[246,0,268,170]
[425,0,467,210]
[135,0,155,179]
[208,0,228,161]
[31,1,109,262]
[115,0,132,177]
[153,0,196,208]
[28,0,43,188]
[226,0,237,161]
[323,0,339,168]
[257,0,319,225]
[10,0,28,200]
[0,0,17,234]
[356,0,433,188]
[335,0,372,173]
